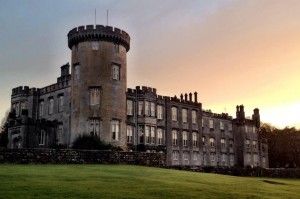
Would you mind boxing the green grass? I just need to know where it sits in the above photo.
[0,165,299,199]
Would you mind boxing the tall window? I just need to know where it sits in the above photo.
[210,153,215,162]
[92,42,99,50]
[111,120,120,141]
[210,138,215,147]
[139,126,144,143]
[138,101,143,115]
[127,100,133,115]
[145,101,150,116]
[39,101,44,116]
[247,153,251,162]
[222,154,226,163]
[39,130,46,145]
[245,140,250,148]
[253,153,258,163]
[114,44,119,53]
[58,95,64,112]
[220,121,224,130]
[127,125,133,143]
[157,105,163,119]
[172,151,179,160]
[228,123,233,131]
[252,126,256,133]
[171,107,177,121]
[150,102,155,117]
[202,118,204,128]
[193,132,198,147]
[229,140,234,149]
[172,130,178,145]
[74,65,80,80]
[145,126,150,144]
[157,128,163,145]
[202,136,206,145]
[57,125,63,144]
[183,153,189,161]
[21,102,26,112]
[150,127,155,144]
[230,155,235,165]
[192,110,197,124]
[182,109,187,123]
[209,119,214,129]
[253,140,257,149]
[182,131,188,146]
[221,138,226,149]
[245,125,248,133]
[112,64,120,80]
[90,88,100,105]
[193,152,198,161]
[90,119,100,136]
[48,98,54,115]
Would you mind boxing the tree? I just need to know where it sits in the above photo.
[0,109,10,148]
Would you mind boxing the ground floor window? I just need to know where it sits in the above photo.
[172,151,179,161]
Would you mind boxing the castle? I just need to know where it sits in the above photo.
[7,24,269,168]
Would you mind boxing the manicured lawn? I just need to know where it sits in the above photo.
[0,164,299,199]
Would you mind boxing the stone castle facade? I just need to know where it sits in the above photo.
[7,24,269,168]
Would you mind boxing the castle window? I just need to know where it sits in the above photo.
[222,154,227,163]
[126,125,133,143]
[145,126,150,144]
[90,118,100,136]
[39,101,44,116]
[145,101,150,116]
[151,126,155,144]
[21,102,26,112]
[171,107,177,121]
[138,101,143,116]
[92,42,99,50]
[182,109,187,123]
[202,136,206,145]
[150,102,155,117]
[209,119,214,129]
[172,151,179,160]
[90,88,100,106]
[252,126,256,133]
[192,110,197,124]
[193,152,198,161]
[139,125,144,143]
[74,65,80,80]
[247,153,251,162]
[58,95,64,112]
[228,123,232,131]
[230,155,235,165]
[15,103,19,117]
[157,128,163,145]
[127,100,133,116]
[193,132,198,147]
[183,152,189,161]
[57,124,63,145]
[48,98,54,115]
[229,140,234,149]
[182,131,188,146]
[253,153,258,163]
[253,140,257,149]
[114,44,119,53]
[220,121,224,130]
[210,153,215,162]
[221,138,226,149]
[157,105,163,119]
[172,130,178,146]
[202,119,204,128]
[245,140,250,148]
[111,120,120,141]
[210,138,215,147]
[112,64,120,80]
[39,130,46,145]
[245,125,248,133]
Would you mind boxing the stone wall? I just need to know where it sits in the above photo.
[0,149,166,167]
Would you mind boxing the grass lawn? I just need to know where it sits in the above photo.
[0,164,299,199]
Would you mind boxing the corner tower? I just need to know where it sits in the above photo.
[68,25,130,148]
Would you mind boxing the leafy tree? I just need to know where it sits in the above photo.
[0,109,10,148]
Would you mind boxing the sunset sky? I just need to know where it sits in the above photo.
[0,0,299,128]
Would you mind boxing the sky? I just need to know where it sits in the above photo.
[0,0,300,128]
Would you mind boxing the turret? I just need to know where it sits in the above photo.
[252,108,260,128]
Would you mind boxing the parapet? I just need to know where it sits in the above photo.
[67,25,130,51]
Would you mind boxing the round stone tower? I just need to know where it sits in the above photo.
[67,25,130,149]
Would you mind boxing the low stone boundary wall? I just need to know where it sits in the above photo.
[0,149,166,167]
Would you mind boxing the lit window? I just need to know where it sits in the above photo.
[127,100,133,116]
[112,64,120,80]
[145,126,150,144]
[48,98,54,114]
[58,95,64,112]
[173,151,179,160]
[39,101,44,116]
[157,105,163,119]
[253,140,257,148]
[192,110,197,124]
[209,119,214,129]
[193,132,198,147]
[221,138,226,149]
[111,120,120,141]
[138,101,143,116]
[210,138,215,147]
[182,109,187,123]
[183,131,188,146]
[90,88,100,105]
[172,130,178,145]
[145,101,150,116]
[126,125,133,143]
[74,65,80,80]
[172,107,177,121]
[92,42,99,50]
[151,126,155,144]
[90,119,100,136]
[157,128,163,145]
[114,44,119,53]
[220,121,224,130]
[245,140,250,148]
[150,102,155,117]
[39,130,46,145]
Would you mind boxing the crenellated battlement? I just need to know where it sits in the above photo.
[203,110,233,120]
[12,86,33,96]
[68,25,130,51]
